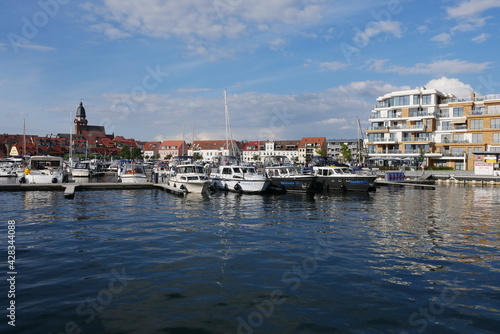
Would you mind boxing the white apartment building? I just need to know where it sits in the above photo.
[366,87,500,170]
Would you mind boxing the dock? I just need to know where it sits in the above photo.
[0,182,188,198]
[375,180,436,190]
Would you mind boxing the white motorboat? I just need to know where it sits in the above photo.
[167,164,211,194]
[118,163,148,183]
[0,159,18,177]
[210,165,270,193]
[72,161,92,177]
[19,156,68,184]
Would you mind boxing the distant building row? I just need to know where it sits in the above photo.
[1,101,361,163]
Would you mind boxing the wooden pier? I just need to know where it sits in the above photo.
[0,182,188,198]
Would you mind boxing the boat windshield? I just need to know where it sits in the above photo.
[31,160,61,169]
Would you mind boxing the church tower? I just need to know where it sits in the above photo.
[74,102,88,135]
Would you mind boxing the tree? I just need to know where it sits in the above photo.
[193,152,203,161]
[252,154,260,161]
[131,147,142,160]
[119,145,131,159]
[340,143,352,162]
[315,147,326,156]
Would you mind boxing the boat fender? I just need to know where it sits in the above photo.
[234,183,242,192]
[208,185,216,193]
[24,168,31,175]
[52,177,58,183]
[224,184,229,192]
[340,183,346,191]
[19,176,26,184]
[180,184,186,190]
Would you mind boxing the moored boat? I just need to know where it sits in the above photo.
[72,161,92,177]
[264,165,317,192]
[167,164,212,194]
[313,165,376,192]
[0,159,18,177]
[210,165,270,193]
[19,156,68,184]
[118,163,148,183]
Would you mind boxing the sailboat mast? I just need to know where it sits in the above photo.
[224,89,234,157]
[69,112,73,161]
[23,118,26,157]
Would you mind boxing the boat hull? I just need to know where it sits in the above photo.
[212,179,270,193]
[268,176,317,192]
[120,175,148,183]
[316,176,377,192]
[168,179,211,194]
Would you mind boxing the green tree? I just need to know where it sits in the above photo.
[131,147,142,160]
[252,154,260,161]
[315,148,326,156]
[340,143,352,162]
[119,145,131,159]
[193,152,203,161]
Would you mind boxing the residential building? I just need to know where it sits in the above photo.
[366,87,500,170]
[298,137,327,164]
[188,140,242,161]
[241,140,299,163]
[326,139,361,162]
[158,140,188,160]
[142,141,161,159]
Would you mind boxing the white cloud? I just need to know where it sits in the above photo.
[0,43,7,51]
[177,88,212,94]
[90,23,131,40]
[269,38,287,51]
[353,21,402,45]
[446,0,500,19]
[319,61,349,71]
[424,77,474,98]
[14,44,56,52]
[431,32,452,45]
[472,32,489,43]
[93,80,400,140]
[365,58,492,75]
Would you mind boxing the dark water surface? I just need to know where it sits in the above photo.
[1,184,500,333]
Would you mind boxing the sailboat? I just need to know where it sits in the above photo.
[209,90,270,193]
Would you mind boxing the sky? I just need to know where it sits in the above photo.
[1,0,500,142]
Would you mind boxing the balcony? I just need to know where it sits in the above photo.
[368,126,387,131]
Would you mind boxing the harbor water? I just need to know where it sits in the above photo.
[1,184,500,333]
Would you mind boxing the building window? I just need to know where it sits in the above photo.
[422,95,431,105]
[442,121,451,130]
[453,107,463,117]
[469,119,484,129]
[493,133,500,143]
[455,162,465,170]
[472,133,483,143]
[453,133,465,142]
[491,119,500,128]
[413,95,420,105]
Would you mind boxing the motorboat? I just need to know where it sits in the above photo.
[210,164,270,193]
[118,163,148,183]
[0,159,18,177]
[313,166,377,192]
[72,161,92,177]
[19,156,68,184]
[264,165,317,192]
[167,164,212,194]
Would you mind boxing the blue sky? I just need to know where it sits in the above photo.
[1,0,500,142]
